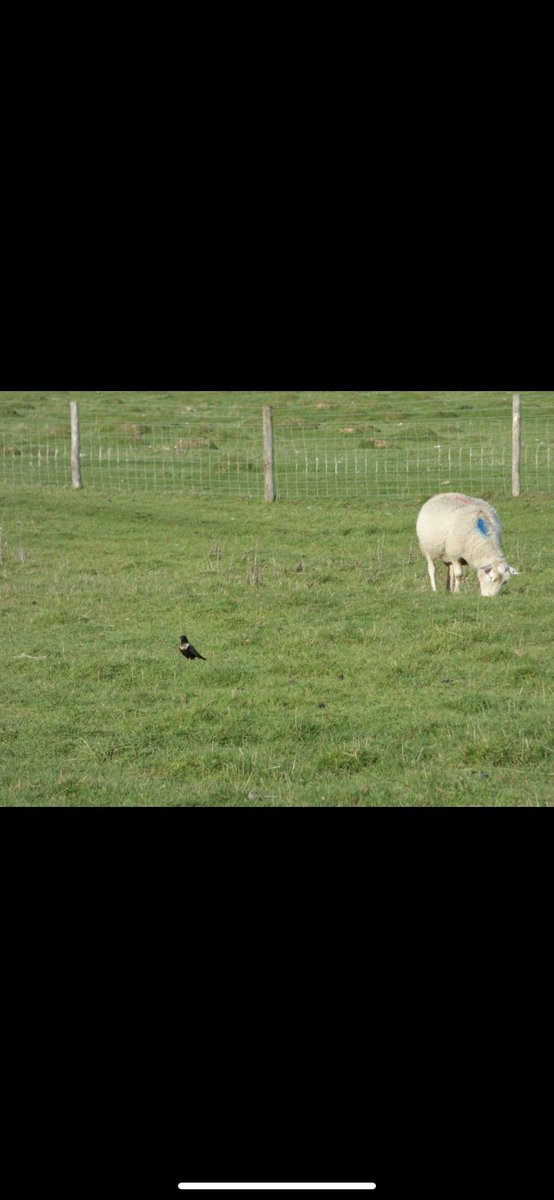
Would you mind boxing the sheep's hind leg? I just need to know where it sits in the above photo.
[426,556,437,592]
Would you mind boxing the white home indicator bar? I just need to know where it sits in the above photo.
[178,1187,376,1192]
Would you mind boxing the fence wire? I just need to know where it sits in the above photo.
[1,414,552,497]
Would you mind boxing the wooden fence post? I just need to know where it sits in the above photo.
[71,401,83,489]
[512,394,521,497]
[263,405,276,501]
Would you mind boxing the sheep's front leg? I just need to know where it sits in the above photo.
[451,562,464,593]
[426,556,437,592]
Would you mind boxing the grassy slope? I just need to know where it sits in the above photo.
[1,482,552,806]
[2,389,554,436]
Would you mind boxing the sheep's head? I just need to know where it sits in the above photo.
[478,562,519,597]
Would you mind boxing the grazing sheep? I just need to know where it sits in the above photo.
[416,493,519,597]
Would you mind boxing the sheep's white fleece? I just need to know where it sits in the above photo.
[416,493,517,596]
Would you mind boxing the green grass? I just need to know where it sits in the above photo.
[2,390,553,498]
[2,389,554,430]
[1,473,553,805]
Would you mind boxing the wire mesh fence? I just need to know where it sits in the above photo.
[1,410,553,498]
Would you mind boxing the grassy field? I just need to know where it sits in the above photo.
[3,389,554,430]
[1,391,553,806]
[2,390,553,499]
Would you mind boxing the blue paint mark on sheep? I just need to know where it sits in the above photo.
[477,517,490,536]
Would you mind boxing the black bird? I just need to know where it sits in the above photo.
[179,633,206,661]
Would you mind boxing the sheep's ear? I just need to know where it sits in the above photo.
[508,565,519,576]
